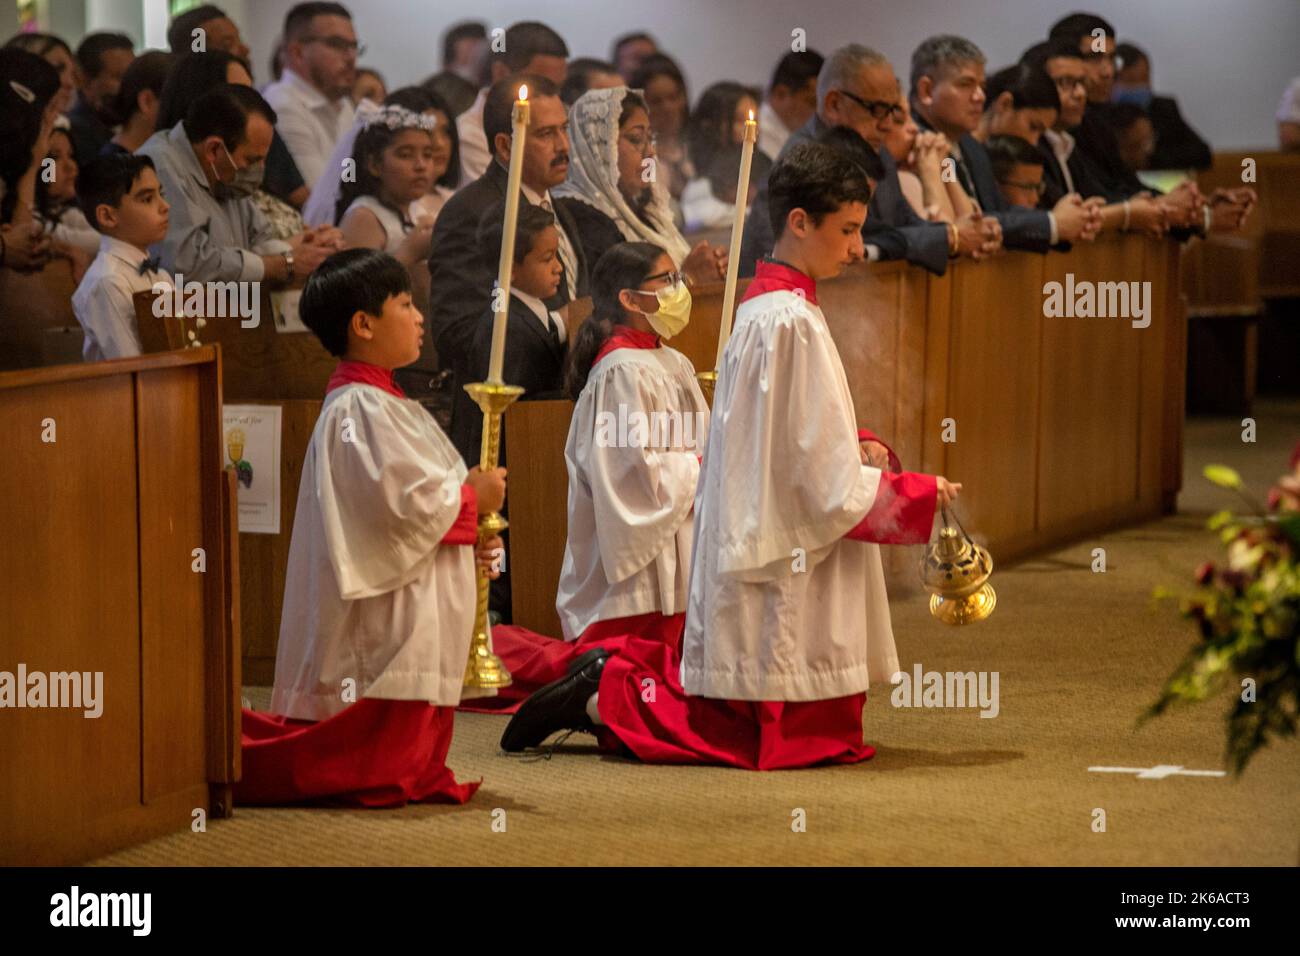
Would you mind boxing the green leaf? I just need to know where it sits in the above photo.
[1207,510,1234,531]
[1204,465,1243,489]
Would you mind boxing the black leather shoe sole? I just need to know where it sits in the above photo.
[501,649,610,752]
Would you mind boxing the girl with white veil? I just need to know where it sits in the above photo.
[553,87,727,286]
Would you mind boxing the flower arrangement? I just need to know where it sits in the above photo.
[1145,442,1300,773]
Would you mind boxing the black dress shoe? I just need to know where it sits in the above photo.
[501,649,610,752]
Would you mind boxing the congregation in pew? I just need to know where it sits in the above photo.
[1,2,1295,806]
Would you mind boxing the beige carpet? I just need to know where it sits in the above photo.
[91,400,1300,866]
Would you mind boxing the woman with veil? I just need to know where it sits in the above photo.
[553,87,727,287]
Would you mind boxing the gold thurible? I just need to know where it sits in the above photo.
[695,370,717,405]
[461,380,523,689]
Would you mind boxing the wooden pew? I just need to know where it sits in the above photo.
[0,257,79,371]
[1197,150,1300,299]
[504,235,1185,638]
[134,288,328,683]
[0,348,239,864]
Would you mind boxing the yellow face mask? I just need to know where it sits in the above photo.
[632,280,692,340]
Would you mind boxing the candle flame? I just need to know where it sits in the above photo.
[519,84,529,102]
[748,109,754,121]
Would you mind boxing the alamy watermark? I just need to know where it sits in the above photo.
[594,403,705,451]
[152,275,261,328]
[1043,272,1150,328]
[891,663,999,718]
[0,664,103,718]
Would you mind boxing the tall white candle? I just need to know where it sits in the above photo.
[714,110,758,370]
[487,85,530,384]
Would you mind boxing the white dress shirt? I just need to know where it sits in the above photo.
[1043,129,1077,194]
[138,122,291,282]
[263,67,356,190]
[758,99,792,160]
[72,235,175,362]
[511,286,567,343]
[456,87,490,186]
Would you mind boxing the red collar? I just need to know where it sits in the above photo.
[741,258,818,305]
[326,359,405,399]
[594,325,661,365]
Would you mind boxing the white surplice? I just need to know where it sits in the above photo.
[270,384,475,720]
[681,289,900,701]
[556,344,709,641]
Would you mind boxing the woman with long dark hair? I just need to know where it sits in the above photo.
[0,48,60,272]
[628,53,691,202]
[467,241,709,717]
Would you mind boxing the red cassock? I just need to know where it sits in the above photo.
[235,360,483,808]
[587,262,936,770]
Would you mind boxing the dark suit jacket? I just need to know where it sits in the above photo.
[554,196,625,274]
[448,293,568,468]
[1073,106,1149,199]
[738,114,948,277]
[1148,95,1212,170]
[955,133,1054,252]
[427,160,588,386]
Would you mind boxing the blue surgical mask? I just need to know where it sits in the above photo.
[1112,87,1153,109]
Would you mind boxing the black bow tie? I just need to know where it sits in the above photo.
[138,256,162,276]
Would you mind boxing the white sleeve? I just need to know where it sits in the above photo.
[315,390,466,599]
[581,362,701,584]
[76,274,142,360]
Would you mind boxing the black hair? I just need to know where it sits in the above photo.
[442,21,486,68]
[1048,12,1116,45]
[0,48,60,223]
[564,241,665,398]
[334,111,435,225]
[385,85,460,189]
[475,200,555,275]
[184,84,277,149]
[769,50,824,94]
[768,141,872,240]
[419,70,477,118]
[707,144,772,203]
[483,73,559,155]
[76,152,157,231]
[984,62,1060,113]
[561,57,617,106]
[1021,38,1085,72]
[112,50,174,126]
[687,81,759,178]
[299,247,411,357]
[75,32,133,79]
[610,32,655,63]
[167,4,229,54]
[1115,43,1148,72]
[159,51,251,129]
[4,31,73,60]
[813,125,885,183]
[284,2,352,43]
[495,21,568,72]
[628,53,688,129]
[985,134,1043,184]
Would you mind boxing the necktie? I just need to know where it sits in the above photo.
[539,195,578,300]
[547,311,563,349]
[138,256,162,276]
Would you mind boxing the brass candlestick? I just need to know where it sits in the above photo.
[462,380,524,689]
[695,370,717,405]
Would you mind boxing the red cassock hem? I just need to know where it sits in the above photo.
[457,612,685,715]
[596,636,875,770]
[235,698,480,808]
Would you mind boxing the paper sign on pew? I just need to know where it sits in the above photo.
[223,404,281,534]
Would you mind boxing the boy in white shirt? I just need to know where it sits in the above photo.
[71,154,173,361]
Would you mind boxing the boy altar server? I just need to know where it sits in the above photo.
[236,248,506,807]
[503,143,961,768]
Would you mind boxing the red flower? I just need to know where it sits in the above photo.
[1194,561,1215,585]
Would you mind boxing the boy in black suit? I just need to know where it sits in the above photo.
[451,200,567,621]
[427,73,587,401]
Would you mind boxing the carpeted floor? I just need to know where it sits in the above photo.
[90,401,1300,866]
